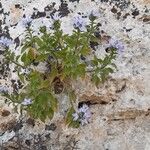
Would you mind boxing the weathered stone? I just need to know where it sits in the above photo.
[0,119,16,132]
[0,109,10,117]
[26,118,35,127]
[45,123,57,131]
[107,109,150,121]
[0,0,150,149]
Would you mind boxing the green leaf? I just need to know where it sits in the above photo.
[18,73,25,83]
[49,93,58,111]
[104,67,114,73]
[47,107,54,120]
[92,55,100,66]
[111,63,117,69]
[68,120,80,128]
[21,53,27,62]
[66,107,75,125]
[28,48,36,60]
[16,55,20,61]
[75,63,86,78]
[49,67,58,84]
[10,52,15,60]
[21,43,30,53]
[91,75,101,86]
[34,37,43,47]
[92,59,98,66]
[80,46,90,56]
[68,90,76,103]
[65,107,80,128]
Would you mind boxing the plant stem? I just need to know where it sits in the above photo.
[10,59,25,68]
[74,29,80,52]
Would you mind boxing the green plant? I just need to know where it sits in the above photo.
[1,13,120,127]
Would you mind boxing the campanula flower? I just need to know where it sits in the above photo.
[88,10,99,20]
[72,104,91,125]
[0,86,8,93]
[78,104,89,113]
[21,98,32,105]
[0,36,13,48]
[52,12,61,21]
[22,16,33,28]
[107,38,124,53]
[90,10,99,17]
[73,15,86,31]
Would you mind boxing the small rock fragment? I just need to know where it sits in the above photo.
[45,123,57,131]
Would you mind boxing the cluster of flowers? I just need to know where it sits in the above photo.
[72,104,91,126]
[0,10,124,51]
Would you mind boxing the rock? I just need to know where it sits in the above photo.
[0,109,10,117]
[0,131,15,143]
[0,119,16,132]
[26,118,35,127]
[77,77,127,104]
[80,93,117,104]
[0,0,150,149]
[107,108,150,121]
[45,123,57,131]
[25,139,31,146]
[12,120,23,132]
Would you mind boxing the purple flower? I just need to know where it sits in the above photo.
[21,98,32,105]
[90,10,99,17]
[52,12,61,21]
[0,86,8,93]
[0,36,13,48]
[78,104,89,113]
[88,10,99,20]
[72,104,91,126]
[22,16,33,28]
[73,15,86,31]
[108,38,124,53]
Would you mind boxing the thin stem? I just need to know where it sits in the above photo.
[87,20,94,43]
[10,59,25,68]
[86,69,95,73]
[74,29,80,52]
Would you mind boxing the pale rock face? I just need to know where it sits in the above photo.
[0,0,150,149]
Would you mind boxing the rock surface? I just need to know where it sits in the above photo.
[0,0,150,149]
